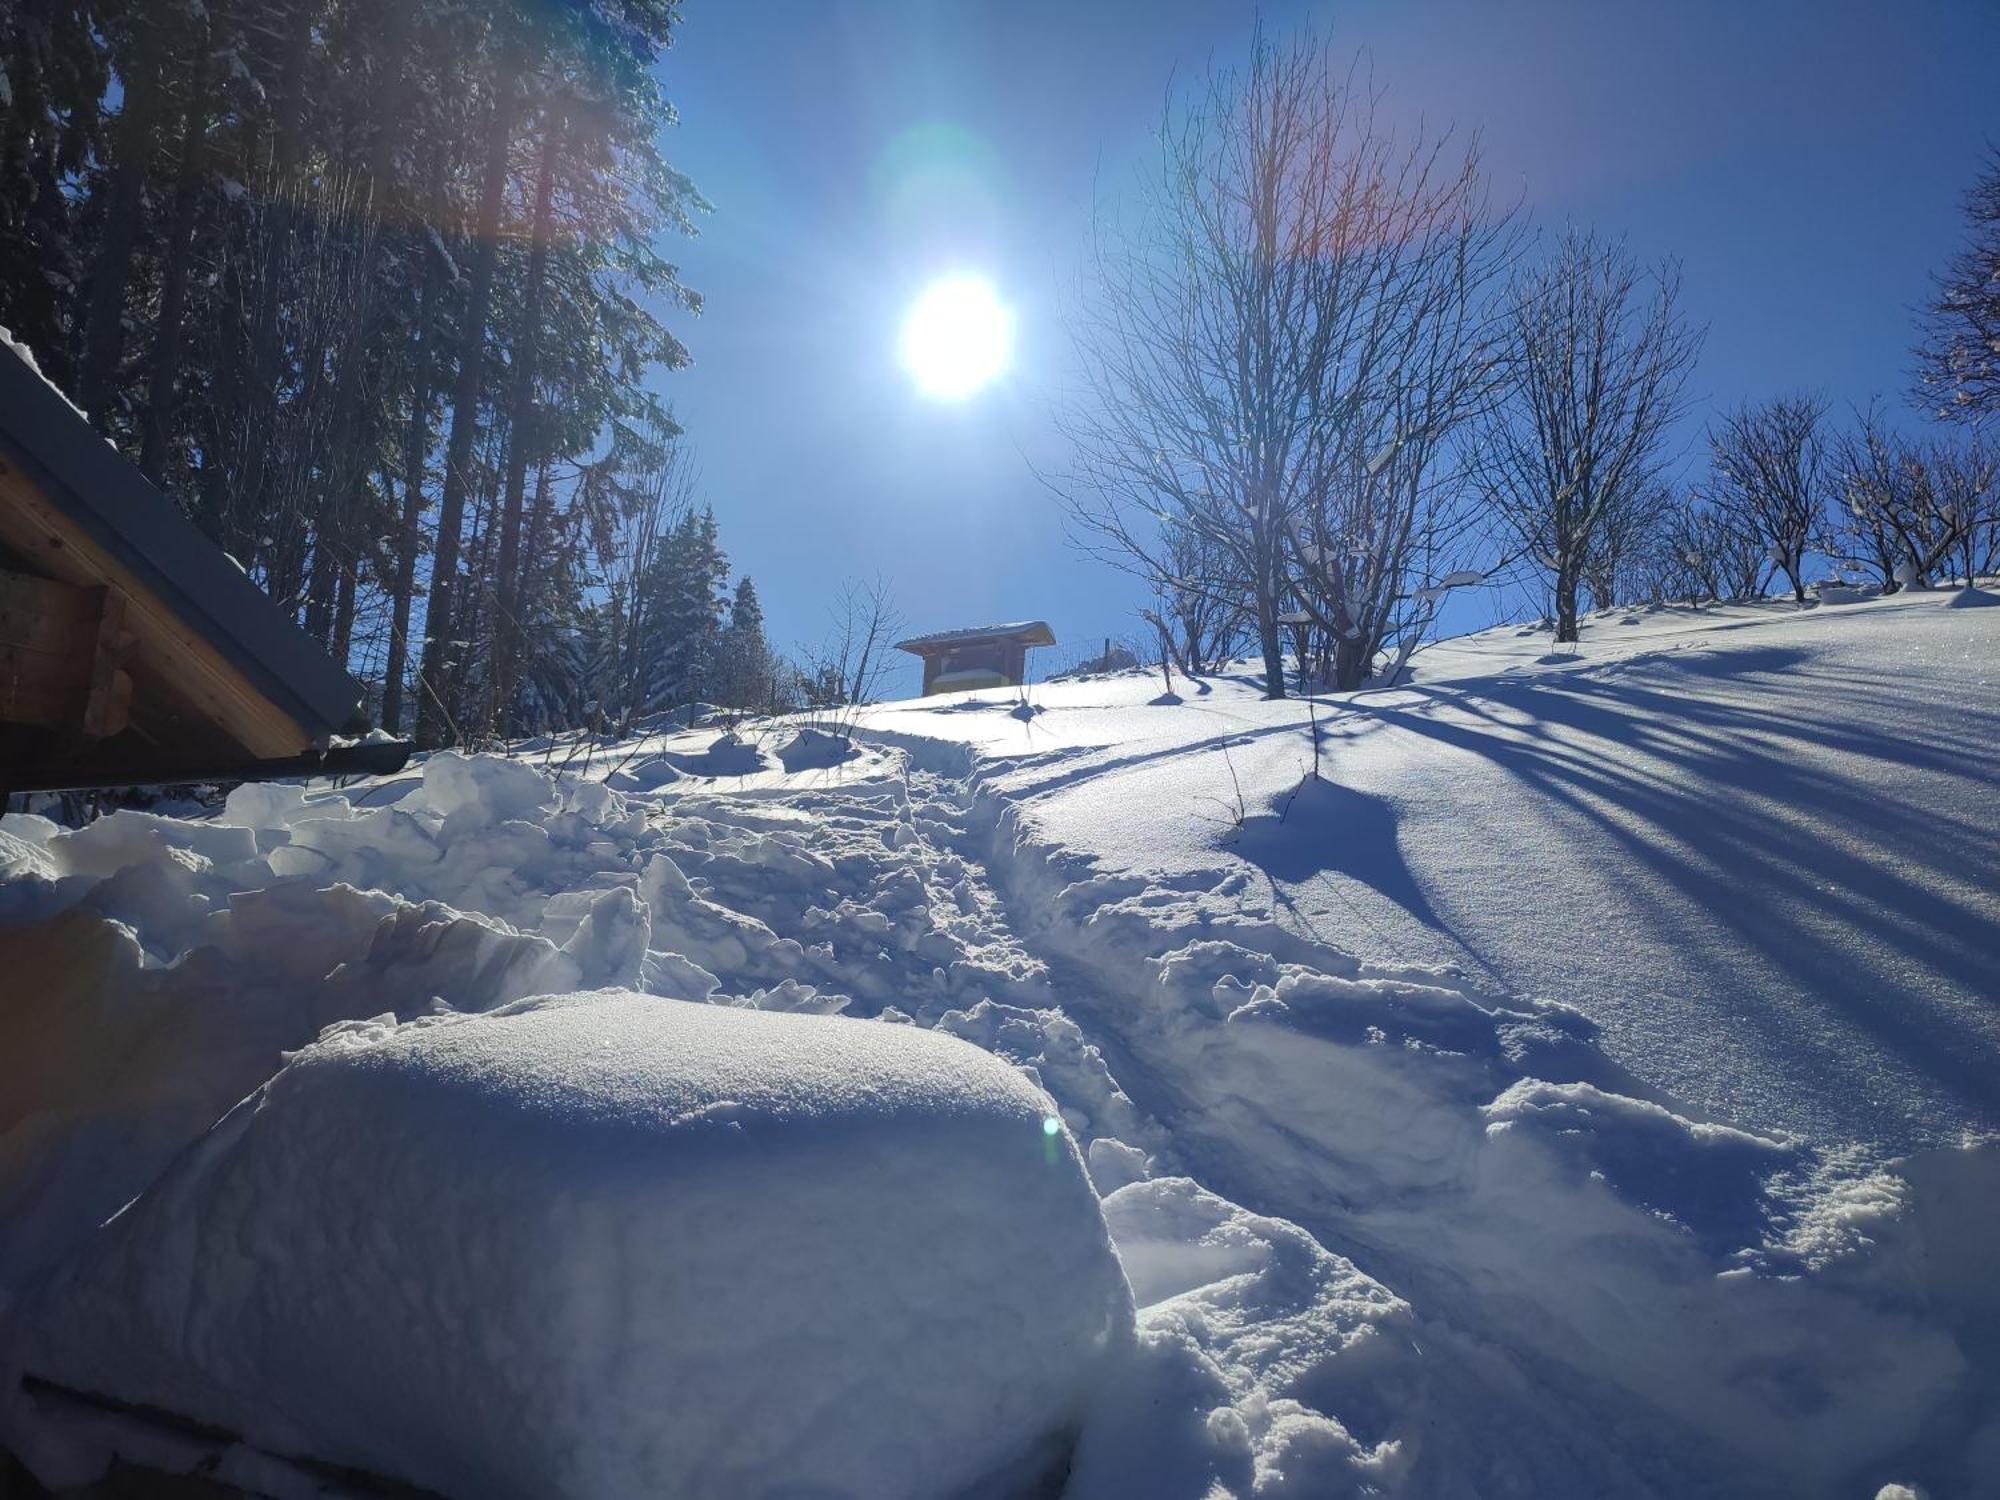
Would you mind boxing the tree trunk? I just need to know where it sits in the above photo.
[77,56,160,426]
[445,461,503,732]
[332,539,358,662]
[303,517,338,642]
[383,397,429,734]
[381,166,450,736]
[1332,631,1369,692]
[513,455,555,655]
[308,6,416,648]
[416,49,520,748]
[489,117,560,732]
[1554,559,1581,643]
[233,6,313,546]
[140,55,212,483]
[1256,593,1285,699]
[198,264,248,552]
[265,345,327,614]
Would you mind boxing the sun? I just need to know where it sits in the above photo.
[899,274,1014,400]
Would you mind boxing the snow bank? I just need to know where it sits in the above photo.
[7,992,1132,1500]
[0,753,673,1290]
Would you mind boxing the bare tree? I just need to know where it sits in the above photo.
[811,576,905,707]
[1142,521,1248,676]
[1648,496,1768,605]
[1476,230,1701,643]
[1931,438,2000,586]
[1056,26,1518,696]
[1825,409,2000,590]
[1625,500,1701,606]
[1581,483,1672,611]
[1915,148,2000,424]
[1706,395,1826,603]
[1277,135,1517,690]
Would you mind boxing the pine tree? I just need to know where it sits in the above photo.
[632,506,729,712]
[715,576,770,709]
[0,0,705,746]
[0,0,109,392]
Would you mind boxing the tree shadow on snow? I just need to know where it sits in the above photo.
[1233,775,1446,935]
[1366,642,2000,1127]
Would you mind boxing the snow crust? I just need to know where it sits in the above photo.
[3,594,1998,1498]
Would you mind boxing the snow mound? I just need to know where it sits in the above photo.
[1945,585,2000,608]
[7,992,1133,1500]
[664,731,767,778]
[774,725,856,772]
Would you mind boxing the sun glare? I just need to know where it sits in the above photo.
[899,274,1014,400]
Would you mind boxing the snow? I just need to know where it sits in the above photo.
[8,993,1129,1500]
[0,323,86,418]
[865,592,2000,1154]
[2,591,1998,1497]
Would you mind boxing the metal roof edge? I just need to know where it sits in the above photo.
[0,348,366,739]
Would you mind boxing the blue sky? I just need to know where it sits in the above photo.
[654,0,1999,697]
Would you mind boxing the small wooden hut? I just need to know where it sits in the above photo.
[895,621,1055,696]
[0,339,408,794]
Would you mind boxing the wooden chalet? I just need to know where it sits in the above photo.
[895,620,1055,696]
[0,340,409,794]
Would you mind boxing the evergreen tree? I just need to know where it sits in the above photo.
[632,506,728,712]
[0,0,705,745]
[715,575,770,709]
[0,0,109,391]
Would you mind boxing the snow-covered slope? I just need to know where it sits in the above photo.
[2,593,1995,1498]
[865,590,2000,1153]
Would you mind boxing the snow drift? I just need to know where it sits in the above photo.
[8,991,1132,1500]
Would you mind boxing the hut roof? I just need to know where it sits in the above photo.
[0,337,409,791]
[894,621,1056,655]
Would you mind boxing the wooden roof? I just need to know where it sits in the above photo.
[895,620,1056,655]
[0,341,408,792]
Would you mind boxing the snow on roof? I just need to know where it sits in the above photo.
[895,619,1056,653]
[12,991,1131,1499]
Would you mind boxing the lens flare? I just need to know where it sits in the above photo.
[899,274,1014,400]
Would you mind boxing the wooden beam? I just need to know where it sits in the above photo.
[0,460,312,758]
[0,567,95,653]
[81,584,134,738]
[0,570,131,738]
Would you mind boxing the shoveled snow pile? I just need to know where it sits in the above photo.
[7,993,1129,1500]
[2,593,1997,1498]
